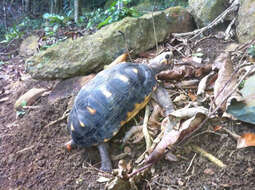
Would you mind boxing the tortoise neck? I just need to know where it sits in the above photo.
[148,62,166,75]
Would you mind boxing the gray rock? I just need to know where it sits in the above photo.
[188,0,227,27]
[26,7,195,80]
[236,0,255,43]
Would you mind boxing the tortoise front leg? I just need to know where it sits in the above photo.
[152,85,174,116]
[98,143,112,172]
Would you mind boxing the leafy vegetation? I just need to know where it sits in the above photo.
[0,0,187,43]
[0,17,42,43]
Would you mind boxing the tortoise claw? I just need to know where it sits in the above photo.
[64,140,77,151]
[98,143,112,172]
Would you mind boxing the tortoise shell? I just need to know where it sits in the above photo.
[67,62,157,147]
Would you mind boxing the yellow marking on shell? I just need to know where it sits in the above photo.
[101,87,112,98]
[79,120,85,127]
[120,121,126,126]
[70,123,75,131]
[120,94,151,126]
[153,84,158,92]
[118,74,129,83]
[132,68,138,74]
[87,106,96,114]
[104,138,111,142]
[113,130,119,136]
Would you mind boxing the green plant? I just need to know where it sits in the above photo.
[0,61,5,68]
[0,24,24,43]
[42,13,71,36]
[247,45,255,58]
[85,0,140,29]
[97,0,140,28]
[0,17,42,43]
[239,80,246,90]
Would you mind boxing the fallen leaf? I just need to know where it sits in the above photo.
[173,94,187,103]
[226,74,255,124]
[175,79,199,89]
[213,125,222,132]
[170,107,208,119]
[15,88,48,110]
[145,112,207,165]
[157,69,184,81]
[237,133,255,149]
[188,91,197,101]
[97,176,111,183]
[197,72,215,96]
[213,53,237,111]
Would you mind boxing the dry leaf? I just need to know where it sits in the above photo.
[214,125,222,131]
[237,133,255,149]
[213,53,237,111]
[15,88,48,110]
[197,72,215,96]
[97,176,111,183]
[173,94,187,102]
[175,79,199,89]
[157,69,184,81]
[170,107,208,119]
[145,112,206,165]
[188,91,197,101]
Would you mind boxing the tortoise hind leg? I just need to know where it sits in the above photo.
[98,143,112,172]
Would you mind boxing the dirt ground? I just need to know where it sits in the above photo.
[1,36,255,190]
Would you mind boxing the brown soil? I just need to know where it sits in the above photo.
[1,36,255,190]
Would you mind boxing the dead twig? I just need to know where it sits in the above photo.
[190,144,226,168]
[185,153,197,173]
[44,109,70,128]
[143,105,152,151]
[222,127,240,140]
[173,0,240,40]
[16,145,34,154]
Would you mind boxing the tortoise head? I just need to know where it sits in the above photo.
[148,51,173,74]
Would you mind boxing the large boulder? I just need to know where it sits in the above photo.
[26,7,195,80]
[188,0,227,27]
[236,0,255,43]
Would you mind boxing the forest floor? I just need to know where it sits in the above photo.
[0,34,255,190]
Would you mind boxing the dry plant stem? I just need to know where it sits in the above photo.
[172,0,240,40]
[16,145,34,154]
[222,127,240,140]
[151,1,158,53]
[143,105,152,151]
[185,153,197,173]
[191,144,226,168]
[44,109,70,128]
[135,130,164,164]
[224,18,236,40]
